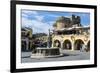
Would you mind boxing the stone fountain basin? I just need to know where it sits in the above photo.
[31,47,62,58]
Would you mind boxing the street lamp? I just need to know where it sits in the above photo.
[47,29,51,48]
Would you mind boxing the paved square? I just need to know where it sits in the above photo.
[21,50,90,63]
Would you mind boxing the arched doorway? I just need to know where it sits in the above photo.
[63,40,72,50]
[21,41,26,51]
[87,41,90,52]
[74,39,84,50]
[53,40,61,48]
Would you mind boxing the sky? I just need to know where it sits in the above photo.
[21,10,90,34]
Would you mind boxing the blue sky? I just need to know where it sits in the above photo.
[21,10,90,34]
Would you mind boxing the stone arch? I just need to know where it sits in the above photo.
[53,40,61,48]
[86,40,90,52]
[63,39,72,50]
[74,39,84,50]
[21,41,26,51]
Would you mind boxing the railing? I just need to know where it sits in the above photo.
[52,34,90,38]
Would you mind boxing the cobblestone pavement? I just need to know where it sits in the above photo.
[21,50,90,63]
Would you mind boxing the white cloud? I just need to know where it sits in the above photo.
[21,10,55,34]
[22,10,44,21]
[46,14,59,18]
[22,10,38,15]
[34,15,44,22]
[22,15,53,34]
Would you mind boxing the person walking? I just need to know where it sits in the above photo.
[80,44,85,52]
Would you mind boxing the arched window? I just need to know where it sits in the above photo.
[63,40,72,50]
[53,40,61,48]
[74,39,84,50]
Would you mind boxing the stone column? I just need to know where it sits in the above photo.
[71,35,75,51]
[61,41,63,49]
[60,40,63,53]
[52,41,54,47]
[72,41,74,51]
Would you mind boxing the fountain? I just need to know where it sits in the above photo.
[31,29,62,58]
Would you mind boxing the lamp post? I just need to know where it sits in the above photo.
[47,29,51,48]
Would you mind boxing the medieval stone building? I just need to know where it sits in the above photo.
[52,15,90,52]
[21,27,33,51]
